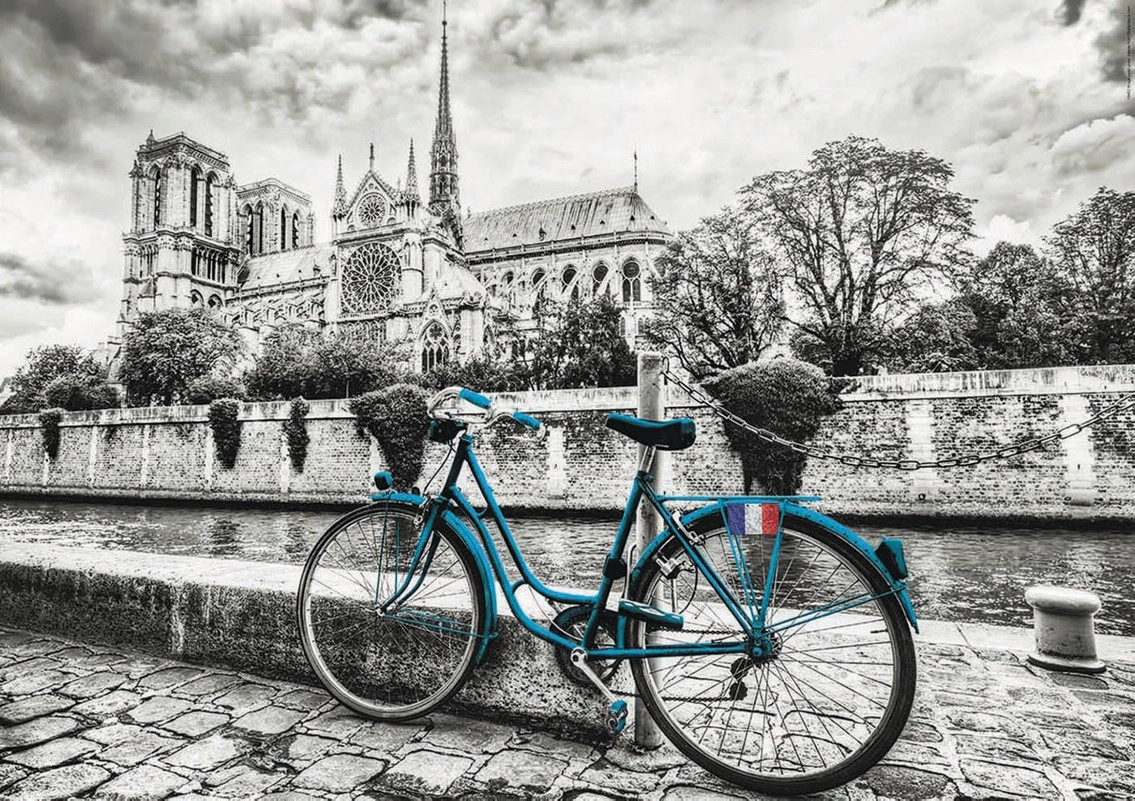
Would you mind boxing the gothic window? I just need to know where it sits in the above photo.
[243,205,254,254]
[189,166,201,229]
[280,206,289,252]
[501,271,515,307]
[191,249,200,277]
[254,202,265,255]
[191,291,203,306]
[292,211,300,249]
[208,295,222,309]
[420,322,450,373]
[357,193,387,228]
[562,266,578,300]
[622,260,641,303]
[205,173,216,237]
[340,242,400,316]
[152,167,162,227]
[592,263,608,296]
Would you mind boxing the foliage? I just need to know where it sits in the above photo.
[1,344,103,414]
[882,299,979,373]
[349,383,429,491]
[208,398,242,469]
[524,295,637,389]
[1045,187,1135,364]
[419,352,530,392]
[284,397,311,473]
[38,408,64,460]
[43,374,120,412]
[742,135,975,376]
[703,359,841,494]
[120,308,243,406]
[643,205,785,378]
[244,325,404,400]
[185,376,247,405]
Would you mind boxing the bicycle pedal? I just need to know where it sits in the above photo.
[618,599,684,631]
[606,699,628,735]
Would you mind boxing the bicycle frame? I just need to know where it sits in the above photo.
[375,426,918,665]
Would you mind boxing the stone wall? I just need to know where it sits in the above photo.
[4,365,1135,521]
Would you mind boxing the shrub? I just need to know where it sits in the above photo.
[39,408,64,460]
[349,383,429,491]
[208,398,242,469]
[186,376,246,405]
[43,373,120,411]
[283,397,311,473]
[703,359,842,494]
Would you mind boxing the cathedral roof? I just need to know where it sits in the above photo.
[463,186,670,253]
[240,244,334,289]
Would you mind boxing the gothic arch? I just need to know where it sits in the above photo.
[151,166,163,227]
[621,258,642,303]
[419,319,451,373]
[204,172,217,237]
[280,204,290,251]
[189,165,202,229]
[591,262,610,296]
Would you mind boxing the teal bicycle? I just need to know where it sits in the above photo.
[297,386,918,795]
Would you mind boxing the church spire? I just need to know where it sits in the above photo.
[405,138,420,205]
[332,154,347,218]
[429,0,460,230]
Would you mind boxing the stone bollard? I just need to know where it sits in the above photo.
[1024,585,1106,674]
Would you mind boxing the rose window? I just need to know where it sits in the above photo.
[341,242,400,315]
[356,194,387,228]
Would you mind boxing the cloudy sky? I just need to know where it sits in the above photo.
[0,0,1132,376]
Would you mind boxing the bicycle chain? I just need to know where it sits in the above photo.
[664,368,1135,471]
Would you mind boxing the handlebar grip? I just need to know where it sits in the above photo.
[512,410,541,430]
[459,388,493,409]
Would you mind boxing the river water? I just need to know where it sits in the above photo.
[1,498,1131,637]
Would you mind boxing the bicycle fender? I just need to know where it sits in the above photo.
[371,493,499,662]
[633,501,919,634]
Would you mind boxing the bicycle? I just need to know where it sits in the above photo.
[296,386,919,796]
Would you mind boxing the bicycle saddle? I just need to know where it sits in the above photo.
[606,413,697,451]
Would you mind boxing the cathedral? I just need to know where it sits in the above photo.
[115,15,672,375]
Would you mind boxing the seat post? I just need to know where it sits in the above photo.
[637,444,657,475]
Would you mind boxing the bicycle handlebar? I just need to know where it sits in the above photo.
[427,386,544,438]
[458,388,492,409]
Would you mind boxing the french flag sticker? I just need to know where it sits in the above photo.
[726,503,780,536]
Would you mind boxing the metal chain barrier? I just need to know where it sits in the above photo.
[663,368,1135,471]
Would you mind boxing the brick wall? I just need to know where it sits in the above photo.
[4,365,1135,521]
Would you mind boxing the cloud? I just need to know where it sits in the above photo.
[0,251,104,305]
[1059,0,1088,25]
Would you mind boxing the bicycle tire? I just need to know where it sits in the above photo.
[297,501,487,721]
[628,510,916,796]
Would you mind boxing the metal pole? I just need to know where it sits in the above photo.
[634,351,665,748]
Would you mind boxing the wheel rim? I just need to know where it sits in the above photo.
[634,520,913,789]
[298,507,482,718]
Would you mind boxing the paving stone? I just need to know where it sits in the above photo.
[81,722,144,746]
[4,736,98,769]
[863,764,959,800]
[128,696,193,724]
[6,763,111,800]
[0,763,28,791]
[381,750,467,795]
[953,733,1043,763]
[161,711,230,737]
[1050,672,1110,690]
[0,694,74,725]
[206,765,285,797]
[213,683,276,714]
[1055,755,1135,795]
[174,674,241,697]
[0,715,79,749]
[232,705,305,736]
[0,657,56,681]
[60,671,127,699]
[50,647,93,661]
[275,689,330,710]
[6,640,60,658]
[138,666,206,690]
[577,758,661,797]
[294,753,387,792]
[476,748,566,794]
[1039,728,1131,760]
[162,733,247,771]
[303,705,367,739]
[348,722,424,753]
[945,710,1024,735]
[71,653,128,670]
[961,758,1059,799]
[259,792,325,800]
[71,689,144,717]
[661,786,746,800]
[275,734,339,763]
[99,731,182,767]
[1070,689,1135,709]
[118,657,172,679]
[896,720,943,744]
[95,763,187,800]
[883,740,951,767]
[511,731,599,764]
[0,669,70,696]
[424,714,515,753]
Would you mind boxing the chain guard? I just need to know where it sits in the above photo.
[552,605,622,687]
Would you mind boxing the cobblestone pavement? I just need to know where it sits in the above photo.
[1,627,1133,800]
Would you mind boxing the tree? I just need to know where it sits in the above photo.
[525,295,637,389]
[0,344,104,414]
[419,352,529,393]
[43,374,120,411]
[882,299,978,373]
[244,325,318,400]
[1046,187,1135,363]
[742,136,975,376]
[643,206,785,378]
[119,308,243,406]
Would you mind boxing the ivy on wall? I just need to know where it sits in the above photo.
[349,383,429,491]
[283,397,310,473]
[39,408,63,461]
[208,398,242,470]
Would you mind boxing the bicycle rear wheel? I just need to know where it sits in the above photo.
[628,511,916,796]
[297,502,486,721]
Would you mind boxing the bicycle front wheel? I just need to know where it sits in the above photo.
[297,502,486,721]
[628,511,916,796]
